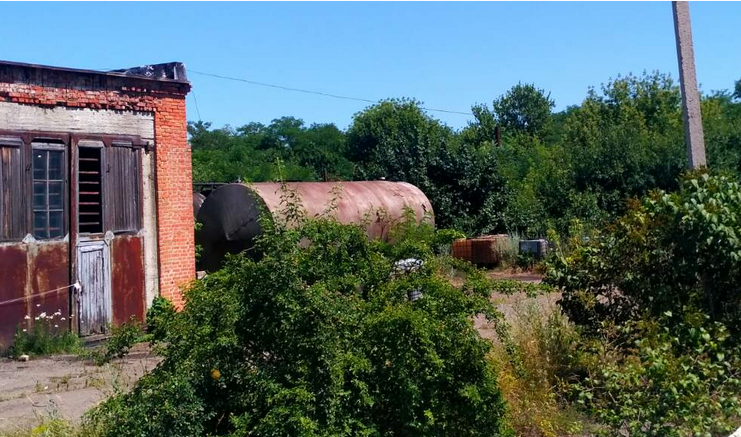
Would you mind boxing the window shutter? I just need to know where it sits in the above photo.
[107,141,141,232]
[0,137,26,241]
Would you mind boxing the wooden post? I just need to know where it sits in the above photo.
[672,1,706,169]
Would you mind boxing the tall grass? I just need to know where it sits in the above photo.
[489,300,588,437]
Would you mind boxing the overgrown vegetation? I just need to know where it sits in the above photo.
[545,172,741,436]
[84,198,513,437]
[190,73,741,238]
[9,311,81,358]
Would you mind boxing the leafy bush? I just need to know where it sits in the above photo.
[92,319,145,365]
[547,172,741,333]
[571,313,741,437]
[431,228,465,254]
[86,204,511,436]
[146,296,176,343]
[546,172,741,435]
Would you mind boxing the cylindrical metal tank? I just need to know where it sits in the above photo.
[196,181,434,272]
[192,192,206,219]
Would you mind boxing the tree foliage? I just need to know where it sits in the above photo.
[189,73,741,239]
[87,202,510,437]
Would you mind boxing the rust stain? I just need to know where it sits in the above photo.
[0,241,69,349]
[30,242,70,330]
[0,245,28,349]
[111,235,144,325]
[252,181,434,240]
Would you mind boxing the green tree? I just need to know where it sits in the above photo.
[492,83,555,138]
[87,210,511,437]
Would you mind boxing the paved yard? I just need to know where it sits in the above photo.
[0,344,159,432]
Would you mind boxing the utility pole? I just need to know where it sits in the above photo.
[672,1,706,169]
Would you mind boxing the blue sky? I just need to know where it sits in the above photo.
[1,2,739,130]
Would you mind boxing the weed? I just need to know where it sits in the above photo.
[490,300,588,437]
[10,310,81,358]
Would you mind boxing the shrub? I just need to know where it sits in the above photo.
[92,319,145,365]
[571,313,741,437]
[546,172,741,334]
[146,296,176,343]
[546,172,741,435]
[86,205,511,436]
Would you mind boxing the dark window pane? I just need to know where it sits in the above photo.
[48,211,63,238]
[48,182,63,209]
[48,151,63,180]
[33,151,47,180]
[33,182,47,209]
[33,212,48,239]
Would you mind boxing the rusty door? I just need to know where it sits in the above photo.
[76,240,111,335]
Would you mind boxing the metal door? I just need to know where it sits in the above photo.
[77,240,111,335]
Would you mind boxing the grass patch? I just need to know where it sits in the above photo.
[490,299,589,437]
[9,317,82,358]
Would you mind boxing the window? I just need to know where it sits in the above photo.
[0,137,25,241]
[32,143,66,239]
[78,143,103,234]
[106,141,141,232]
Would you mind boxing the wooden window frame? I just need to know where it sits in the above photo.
[0,130,145,240]
[72,134,145,236]
[31,141,68,240]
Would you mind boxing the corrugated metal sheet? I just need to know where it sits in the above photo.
[452,235,510,267]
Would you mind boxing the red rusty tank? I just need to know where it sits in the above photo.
[196,181,434,271]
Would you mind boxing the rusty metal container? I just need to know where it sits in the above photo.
[451,235,510,267]
[196,181,434,272]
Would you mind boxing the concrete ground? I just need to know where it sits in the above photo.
[0,344,159,432]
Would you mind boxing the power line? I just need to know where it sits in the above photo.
[187,69,473,116]
[191,89,203,121]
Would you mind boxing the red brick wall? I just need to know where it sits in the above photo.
[154,97,195,308]
[0,69,195,307]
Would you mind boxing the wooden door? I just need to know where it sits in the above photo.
[77,240,111,335]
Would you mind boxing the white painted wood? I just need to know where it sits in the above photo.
[76,240,111,335]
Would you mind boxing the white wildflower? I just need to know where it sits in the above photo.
[36,304,41,307]
[22,329,27,332]
[24,315,31,320]
[54,324,58,328]
[61,317,66,321]
[39,312,47,318]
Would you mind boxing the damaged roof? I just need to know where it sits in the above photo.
[0,60,189,84]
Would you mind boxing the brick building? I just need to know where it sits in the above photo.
[0,60,195,348]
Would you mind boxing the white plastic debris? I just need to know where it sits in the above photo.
[393,258,424,275]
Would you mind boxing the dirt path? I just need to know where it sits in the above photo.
[474,271,560,341]
[0,271,555,431]
[0,344,159,431]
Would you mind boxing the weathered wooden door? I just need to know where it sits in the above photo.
[77,240,111,335]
